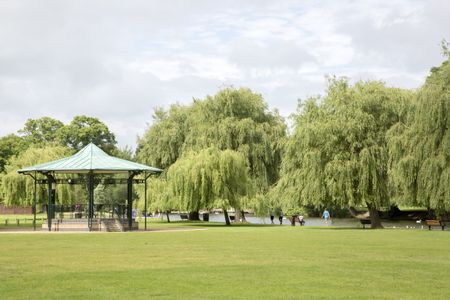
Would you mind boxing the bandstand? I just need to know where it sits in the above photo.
[18,143,162,231]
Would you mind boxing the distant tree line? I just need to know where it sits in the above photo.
[0,115,131,208]
[136,55,449,227]
[0,54,448,228]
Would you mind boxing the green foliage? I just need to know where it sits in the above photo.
[388,58,450,213]
[94,177,131,206]
[0,57,447,219]
[137,105,189,168]
[0,134,27,173]
[166,148,250,213]
[0,115,120,207]
[18,117,64,146]
[94,181,107,204]
[58,115,117,153]
[1,115,118,175]
[137,88,286,212]
[136,176,174,213]
[275,79,411,216]
[112,146,135,161]
[441,39,449,58]
[0,145,77,205]
[186,88,286,192]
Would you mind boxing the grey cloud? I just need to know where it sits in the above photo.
[0,0,447,148]
[337,0,449,72]
[229,39,316,69]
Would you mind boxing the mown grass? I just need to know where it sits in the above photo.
[0,223,449,299]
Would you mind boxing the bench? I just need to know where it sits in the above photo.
[426,220,446,231]
[360,219,371,229]
[180,214,189,220]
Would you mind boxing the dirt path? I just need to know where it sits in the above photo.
[0,227,207,234]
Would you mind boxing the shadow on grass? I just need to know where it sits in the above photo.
[303,226,372,230]
[146,220,273,228]
[144,220,365,230]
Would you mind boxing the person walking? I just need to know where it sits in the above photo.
[278,213,283,225]
[298,214,305,226]
[270,214,275,224]
[322,208,331,224]
[291,214,297,226]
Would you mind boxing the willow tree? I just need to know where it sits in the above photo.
[137,88,286,220]
[388,57,450,216]
[187,88,286,192]
[94,177,136,216]
[136,105,189,169]
[167,148,250,225]
[0,145,79,206]
[137,176,175,222]
[135,104,191,216]
[275,79,411,228]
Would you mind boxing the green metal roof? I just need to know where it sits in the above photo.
[18,143,163,174]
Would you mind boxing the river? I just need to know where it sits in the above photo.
[158,213,439,230]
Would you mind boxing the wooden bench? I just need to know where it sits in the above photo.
[426,220,446,231]
[360,219,371,229]
[180,214,189,220]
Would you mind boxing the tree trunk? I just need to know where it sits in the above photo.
[388,205,401,218]
[165,211,171,223]
[367,204,383,229]
[223,209,231,226]
[234,209,246,222]
[426,206,435,219]
[188,210,200,221]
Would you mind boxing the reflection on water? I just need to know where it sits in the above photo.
[154,213,442,230]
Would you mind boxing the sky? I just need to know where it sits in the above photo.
[0,0,449,149]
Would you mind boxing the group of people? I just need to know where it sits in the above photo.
[269,208,331,226]
[270,213,305,225]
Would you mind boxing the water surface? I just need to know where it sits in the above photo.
[155,213,439,230]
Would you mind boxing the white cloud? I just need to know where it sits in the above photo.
[129,54,242,81]
[0,0,448,150]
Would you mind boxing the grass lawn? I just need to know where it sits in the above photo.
[0,222,449,300]
[0,213,44,228]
